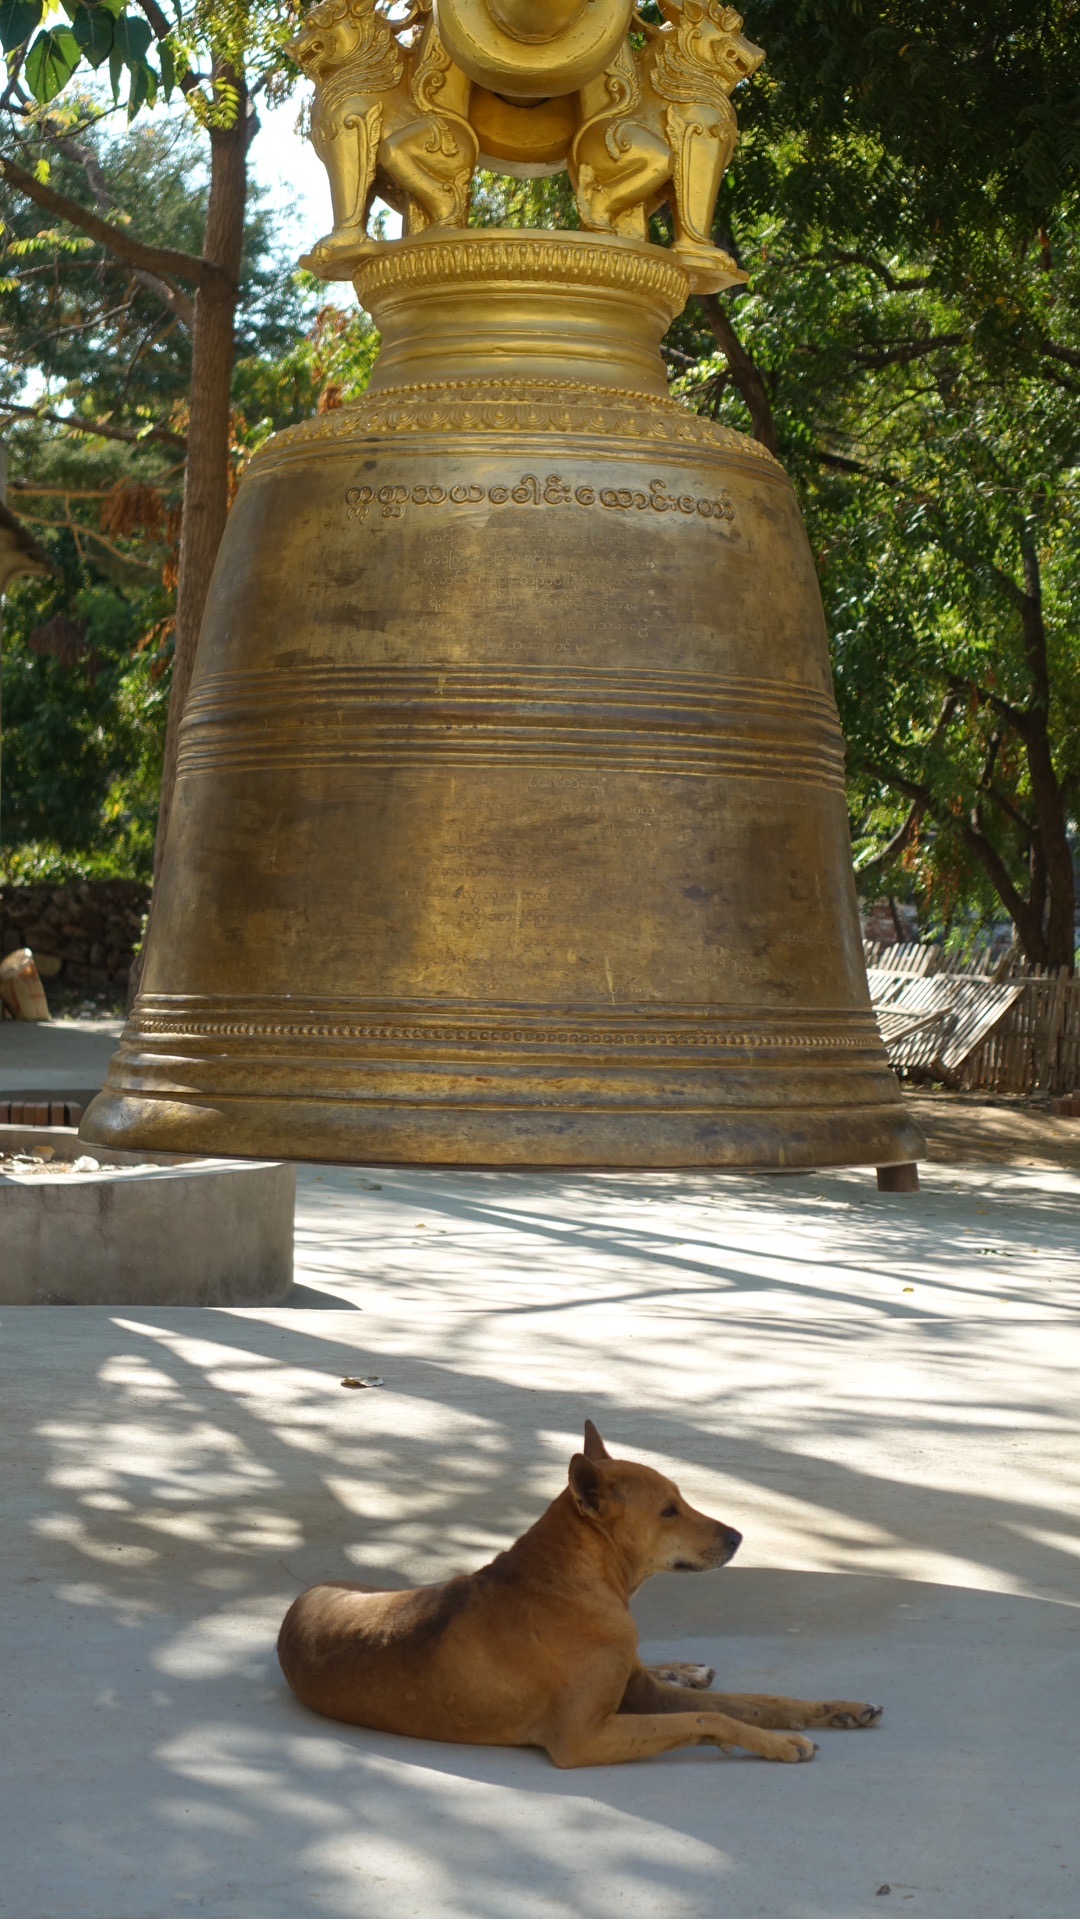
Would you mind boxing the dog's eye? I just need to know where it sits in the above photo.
[660,1504,679,1519]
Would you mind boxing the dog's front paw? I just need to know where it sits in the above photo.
[820,1701,883,1729]
[772,1734,818,1763]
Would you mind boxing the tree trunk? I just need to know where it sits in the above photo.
[1014,532,1075,971]
[152,63,248,885]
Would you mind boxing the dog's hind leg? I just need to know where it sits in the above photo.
[621,1667,882,1731]
[698,1691,882,1730]
[704,1692,883,1730]
[645,1662,715,1689]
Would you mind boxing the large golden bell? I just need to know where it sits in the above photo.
[82,231,922,1170]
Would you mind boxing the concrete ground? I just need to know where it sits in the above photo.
[2,1020,1080,1917]
[0,1013,123,1107]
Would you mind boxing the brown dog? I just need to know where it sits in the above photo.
[278,1421,882,1767]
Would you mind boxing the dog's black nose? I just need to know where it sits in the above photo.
[724,1528,743,1554]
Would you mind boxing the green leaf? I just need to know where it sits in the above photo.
[158,37,173,99]
[107,39,122,98]
[24,26,81,101]
[0,0,43,54]
[70,3,113,68]
[111,11,150,63]
[125,57,147,116]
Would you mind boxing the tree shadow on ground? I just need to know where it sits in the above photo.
[6,1281,1080,1916]
[7,1155,1080,1917]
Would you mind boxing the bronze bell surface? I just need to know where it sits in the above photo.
[82,229,921,1171]
[82,0,921,1173]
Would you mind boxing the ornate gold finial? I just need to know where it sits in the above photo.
[290,0,764,292]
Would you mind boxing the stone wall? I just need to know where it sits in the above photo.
[0,880,150,996]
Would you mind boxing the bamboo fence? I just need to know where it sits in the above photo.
[863,942,1080,1096]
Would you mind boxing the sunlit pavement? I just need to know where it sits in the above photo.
[4,1156,1080,1918]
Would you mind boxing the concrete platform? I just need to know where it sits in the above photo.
[1,1125,295,1306]
[3,1151,1080,1917]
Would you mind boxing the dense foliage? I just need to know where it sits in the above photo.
[0,112,375,880]
[666,0,1080,965]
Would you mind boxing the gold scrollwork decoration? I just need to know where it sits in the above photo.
[251,379,783,475]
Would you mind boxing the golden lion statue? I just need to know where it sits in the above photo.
[289,0,477,275]
[572,2,764,285]
[291,0,763,290]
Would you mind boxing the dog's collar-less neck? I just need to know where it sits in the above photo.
[576,1505,638,1601]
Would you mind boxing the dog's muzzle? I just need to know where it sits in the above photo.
[673,1525,742,1572]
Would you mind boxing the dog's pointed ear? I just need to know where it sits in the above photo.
[568,1452,607,1516]
[583,1419,611,1460]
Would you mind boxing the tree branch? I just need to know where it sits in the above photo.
[53,134,196,330]
[10,483,137,498]
[661,344,699,368]
[0,400,185,451]
[1040,337,1080,371]
[987,560,1029,614]
[850,333,966,371]
[815,448,898,485]
[973,731,1035,849]
[864,761,1033,931]
[981,781,1035,844]
[827,250,931,294]
[0,155,223,297]
[854,798,925,885]
[863,766,934,811]
[856,694,958,887]
[697,292,780,455]
[943,671,1029,733]
[0,45,28,112]
[19,513,158,567]
[1042,364,1080,398]
[132,0,203,98]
